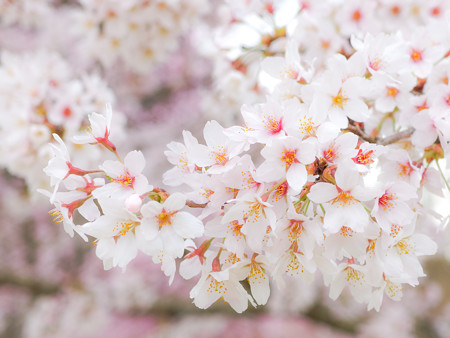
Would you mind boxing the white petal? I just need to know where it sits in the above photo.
[140,201,162,218]
[96,238,115,260]
[172,212,204,238]
[410,234,437,256]
[100,160,125,178]
[286,163,307,191]
[179,257,202,280]
[256,160,284,182]
[139,219,159,241]
[345,99,370,122]
[335,163,360,191]
[249,268,270,305]
[124,150,145,176]
[297,139,317,164]
[160,227,185,258]
[113,233,137,268]
[223,281,250,313]
[329,272,346,300]
[308,182,338,203]
[193,277,220,309]
[163,192,186,212]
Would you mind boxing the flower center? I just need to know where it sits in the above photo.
[299,116,316,135]
[416,100,428,112]
[265,115,283,134]
[207,277,227,294]
[49,209,63,223]
[390,224,403,238]
[391,6,400,15]
[340,226,354,237]
[289,220,304,242]
[445,94,450,106]
[228,220,243,237]
[113,221,135,237]
[369,57,382,71]
[271,181,288,201]
[352,9,362,21]
[156,208,175,228]
[113,171,135,187]
[386,87,399,97]
[282,65,299,80]
[398,162,413,176]
[410,49,423,62]
[332,191,355,206]
[213,147,228,165]
[345,267,363,282]
[378,192,395,210]
[323,147,337,162]
[332,90,348,109]
[396,240,411,255]
[281,148,297,169]
[321,40,330,50]
[352,149,374,165]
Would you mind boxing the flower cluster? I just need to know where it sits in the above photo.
[0,50,122,195]
[42,0,450,315]
[70,0,209,73]
[42,111,205,285]
[0,0,53,28]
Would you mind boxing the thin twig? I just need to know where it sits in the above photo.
[186,200,208,208]
[377,127,415,145]
[345,124,415,146]
[345,124,377,143]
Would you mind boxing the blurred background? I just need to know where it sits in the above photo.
[0,0,449,337]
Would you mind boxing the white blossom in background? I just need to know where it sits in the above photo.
[0,50,125,196]
[0,0,53,28]
[70,0,209,73]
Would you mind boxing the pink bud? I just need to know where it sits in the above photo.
[125,194,142,213]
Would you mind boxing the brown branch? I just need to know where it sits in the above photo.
[345,124,377,143]
[345,125,415,146]
[0,271,60,295]
[377,127,415,145]
[186,200,208,208]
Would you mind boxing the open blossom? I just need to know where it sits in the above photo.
[140,192,204,259]
[318,132,358,165]
[190,120,245,174]
[231,100,287,145]
[327,262,372,304]
[236,255,271,306]
[44,134,88,202]
[73,104,117,153]
[308,162,375,233]
[95,150,152,199]
[163,130,200,186]
[309,58,370,128]
[261,38,314,83]
[42,189,89,241]
[190,269,252,313]
[379,229,437,286]
[222,191,276,253]
[257,136,316,191]
[371,181,417,232]
[81,196,142,269]
[205,218,247,258]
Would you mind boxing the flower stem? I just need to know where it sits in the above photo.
[435,159,450,192]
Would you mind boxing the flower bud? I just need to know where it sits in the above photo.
[125,194,142,213]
